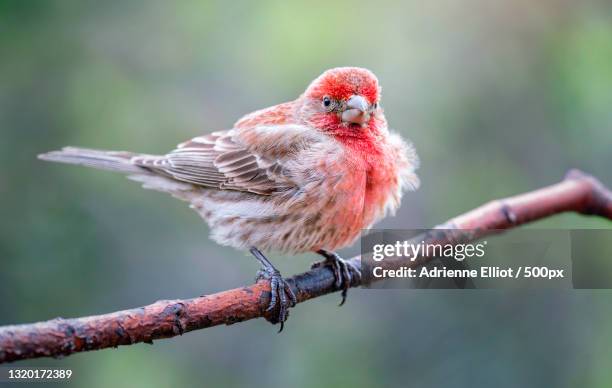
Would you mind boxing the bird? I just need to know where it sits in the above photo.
[39,67,420,331]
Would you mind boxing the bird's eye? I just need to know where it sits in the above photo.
[322,96,331,108]
[373,102,378,110]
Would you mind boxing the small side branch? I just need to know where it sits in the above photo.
[1,169,611,363]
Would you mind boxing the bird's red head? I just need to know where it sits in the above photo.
[300,67,385,139]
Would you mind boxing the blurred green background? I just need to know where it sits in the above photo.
[1,0,611,387]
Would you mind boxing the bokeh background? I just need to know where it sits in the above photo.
[1,0,611,387]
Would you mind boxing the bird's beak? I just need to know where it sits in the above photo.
[341,95,370,125]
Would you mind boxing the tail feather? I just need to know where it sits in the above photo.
[38,146,200,200]
[38,147,151,174]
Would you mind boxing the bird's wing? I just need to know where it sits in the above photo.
[132,125,323,195]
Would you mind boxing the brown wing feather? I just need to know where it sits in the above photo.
[132,130,294,195]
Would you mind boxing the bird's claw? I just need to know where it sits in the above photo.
[251,247,296,332]
[256,267,297,331]
[313,250,361,306]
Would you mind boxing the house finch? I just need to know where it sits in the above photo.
[39,67,420,330]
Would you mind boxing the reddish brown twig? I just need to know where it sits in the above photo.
[1,169,611,363]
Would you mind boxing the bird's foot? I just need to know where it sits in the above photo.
[250,247,297,332]
[312,249,361,306]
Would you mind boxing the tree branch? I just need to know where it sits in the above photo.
[1,169,611,363]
